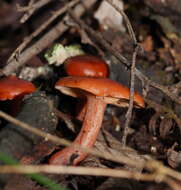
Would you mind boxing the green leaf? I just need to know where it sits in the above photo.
[0,152,68,190]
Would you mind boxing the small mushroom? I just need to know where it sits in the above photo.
[0,75,36,100]
[64,54,109,121]
[49,76,144,165]
[64,55,109,78]
[0,75,36,114]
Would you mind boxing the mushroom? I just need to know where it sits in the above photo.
[64,54,109,121]
[0,75,36,114]
[0,75,36,100]
[64,55,109,78]
[49,76,144,165]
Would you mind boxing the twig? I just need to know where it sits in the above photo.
[145,160,181,181]
[0,164,165,182]
[105,0,140,145]
[17,0,36,12]
[1,164,181,190]
[122,45,140,145]
[17,0,53,23]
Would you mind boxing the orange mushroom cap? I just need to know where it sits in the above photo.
[0,75,36,100]
[55,76,145,108]
[64,55,109,78]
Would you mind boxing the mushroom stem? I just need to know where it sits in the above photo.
[49,95,106,165]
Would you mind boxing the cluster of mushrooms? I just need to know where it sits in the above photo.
[0,54,145,166]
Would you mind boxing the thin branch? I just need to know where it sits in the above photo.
[122,45,140,145]
[17,0,37,12]
[1,164,181,190]
[145,160,181,181]
[105,0,141,145]
[0,164,168,182]
[17,0,53,23]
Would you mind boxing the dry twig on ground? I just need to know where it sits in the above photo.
[17,0,53,23]
[103,0,140,146]
[0,164,170,182]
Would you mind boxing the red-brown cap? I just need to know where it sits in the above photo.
[0,75,36,100]
[64,55,109,78]
[55,76,145,108]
